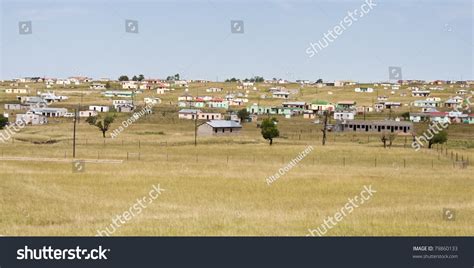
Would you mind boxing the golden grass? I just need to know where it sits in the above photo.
[0,82,472,236]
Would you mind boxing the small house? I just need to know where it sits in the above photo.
[90,83,106,90]
[197,120,242,136]
[89,105,110,112]
[334,111,355,120]
[335,120,413,134]
[354,87,374,93]
[79,110,98,117]
[16,112,48,125]
[30,107,68,117]
[272,91,290,99]
[115,104,135,113]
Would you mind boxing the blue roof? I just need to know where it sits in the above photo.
[207,120,242,128]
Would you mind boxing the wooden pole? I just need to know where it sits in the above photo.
[72,109,77,158]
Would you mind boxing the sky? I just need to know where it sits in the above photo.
[0,0,472,82]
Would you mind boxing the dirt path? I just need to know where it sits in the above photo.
[0,156,123,164]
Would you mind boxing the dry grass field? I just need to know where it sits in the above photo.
[0,81,473,236]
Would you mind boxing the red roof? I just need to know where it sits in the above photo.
[428,112,448,116]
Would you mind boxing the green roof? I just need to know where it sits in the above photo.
[311,100,329,105]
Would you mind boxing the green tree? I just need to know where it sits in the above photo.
[237,108,250,123]
[105,82,111,89]
[132,75,138,81]
[118,75,129,81]
[138,74,145,81]
[261,117,279,145]
[0,114,8,129]
[86,115,115,138]
[401,112,410,121]
[428,130,448,149]
[316,78,323,84]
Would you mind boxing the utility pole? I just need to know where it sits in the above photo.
[321,110,329,146]
[194,112,197,146]
[73,108,77,158]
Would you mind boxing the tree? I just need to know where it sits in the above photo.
[316,78,323,84]
[105,82,111,89]
[174,73,180,81]
[132,75,138,81]
[0,114,8,129]
[381,133,388,148]
[261,117,279,145]
[388,133,396,148]
[237,108,250,123]
[86,115,115,138]
[118,75,129,81]
[428,130,448,149]
[401,111,410,121]
[138,74,145,81]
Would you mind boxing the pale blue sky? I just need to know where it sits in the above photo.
[0,0,472,82]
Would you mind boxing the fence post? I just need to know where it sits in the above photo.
[227,155,229,164]
[431,159,434,168]
[139,140,141,149]
[404,159,406,168]
[343,157,345,167]
[375,157,377,167]
[127,152,129,160]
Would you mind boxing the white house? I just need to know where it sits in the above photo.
[89,105,110,112]
[456,89,469,95]
[112,99,133,107]
[354,87,374,93]
[334,111,355,120]
[40,92,69,103]
[79,110,98,117]
[412,89,431,97]
[121,81,138,89]
[16,112,48,125]
[272,91,290,99]
[206,88,222,93]
[90,83,106,90]
[144,98,161,105]
[30,107,68,117]
[5,88,29,94]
